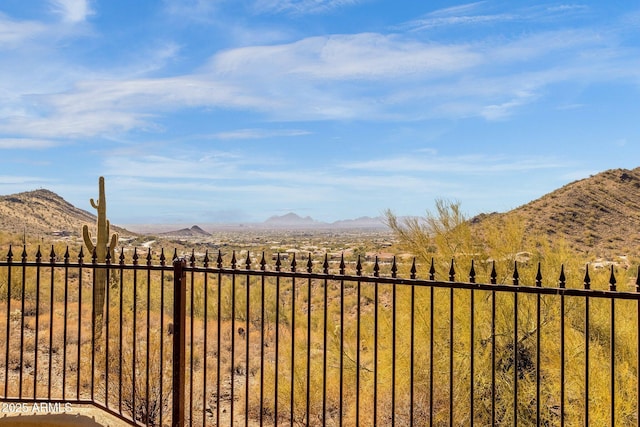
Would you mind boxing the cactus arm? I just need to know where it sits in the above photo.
[90,198,99,210]
[109,233,118,257]
[82,225,95,253]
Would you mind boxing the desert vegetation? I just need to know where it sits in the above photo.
[1,199,640,426]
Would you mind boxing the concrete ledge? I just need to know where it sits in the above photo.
[0,404,134,427]
[0,413,103,426]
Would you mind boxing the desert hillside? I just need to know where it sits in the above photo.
[0,189,128,239]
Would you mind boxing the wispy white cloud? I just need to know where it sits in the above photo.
[0,138,59,149]
[49,0,94,23]
[253,0,365,15]
[400,2,512,31]
[0,13,46,46]
[210,33,481,80]
[343,152,565,174]
[209,128,310,140]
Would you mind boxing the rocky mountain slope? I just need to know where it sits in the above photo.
[0,189,127,239]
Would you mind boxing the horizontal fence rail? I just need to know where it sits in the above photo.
[1,246,640,426]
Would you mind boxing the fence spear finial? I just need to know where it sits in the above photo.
[609,265,617,291]
[584,264,591,290]
[469,260,476,283]
[558,264,566,289]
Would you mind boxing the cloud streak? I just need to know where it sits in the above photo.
[49,0,94,23]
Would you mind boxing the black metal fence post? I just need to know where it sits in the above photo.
[172,258,187,427]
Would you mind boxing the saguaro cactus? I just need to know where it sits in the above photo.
[83,176,118,341]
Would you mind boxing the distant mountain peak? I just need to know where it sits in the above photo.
[159,225,211,237]
[264,212,318,225]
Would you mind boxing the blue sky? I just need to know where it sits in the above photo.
[1,0,639,224]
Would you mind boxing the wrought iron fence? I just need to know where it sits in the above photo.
[1,246,640,426]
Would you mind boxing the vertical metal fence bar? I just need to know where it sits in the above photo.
[560,294,565,427]
[231,253,237,427]
[536,293,541,424]
[536,264,542,426]
[469,287,475,427]
[259,255,266,427]
[77,249,83,399]
[172,258,187,427]
[34,247,41,400]
[3,248,12,399]
[203,257,209,427]
[583,265,590,427]
[290,266,296,426]
[355,273,361,426]
[449,286,454,427]
[611,298,616,426]
[246,258,251,427]
[556,263,565,427]
[62,249,69,401]
[637,269,640,427]
[105,263,111,409]
[305,262,312,427]
[490,262,497,426]
[132,252,139,423]
[610,266,616,427]
[585,294,590,426]
[373,278,379,427]
[19,247,26,398]
[145,253,152,427]
[90,251,97,403]
[513,269,519,427]
[48,247,55,400]
[513,261,520,427]
[449,261,456,427]
[392,277,397,426]
[118,253,125,415]
[159,250,166,427]
[275,259,281,427]
[216,255,223,427]
[322,258,329,426]
[189,254,195,426]
[637,267,640,427]
[429,285,434,427]
[490,290,496,426]
[410,282,415,426]
[339,256,345,427]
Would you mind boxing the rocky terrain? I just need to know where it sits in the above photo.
[0,189,98,238]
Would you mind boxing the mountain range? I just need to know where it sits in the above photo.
[1,167,640,256]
